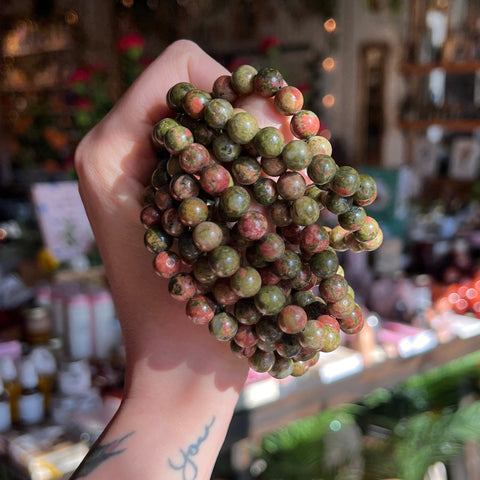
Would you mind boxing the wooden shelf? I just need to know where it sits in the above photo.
[399,119,480,132]
[226,334,480,446]
[400,61,480,74]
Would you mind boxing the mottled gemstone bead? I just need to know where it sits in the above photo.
[212,74,238,103]
[212,133,241,163]
[281,139,312,171]
[167,82,195,111]
[178,197,209,227]
[164,125,194,155]
[203,98,234,129]
[308,135,332,156]
[236,210,268,241]
[227,112,259,144]
[144,226,173,254]
[277,172,306,201]
[307,154,338,185]
[251,178,278,206]
[253,67,284,97]
[153,250,181,278]
[152,117,178,149]
[231,64,258,95]
[193,221,224,252]
[168,273,197,301]
[253,127,285,158]
[179,143,211,174]
[274,86,304,115]
[231,156,261,185]
[182,88,212,120]
[260,156,287,177]
[209,312,238,341]
[290,109,320,139]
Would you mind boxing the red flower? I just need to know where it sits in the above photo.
[260,35,281,53]
[74,98,93,111]
[117,33,145,52]
[296,83,311,94]
[68,68,92,85]
[228,57,250,73]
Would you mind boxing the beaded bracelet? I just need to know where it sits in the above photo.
[140,64,382,379]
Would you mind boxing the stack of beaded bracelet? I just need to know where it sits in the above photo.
[140,64,382,379]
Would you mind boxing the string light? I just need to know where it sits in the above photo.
[122,0,134,7]
[65,10,79,25]
[322,94,335,108]
[324,18,336,33]
[322,57,335,71]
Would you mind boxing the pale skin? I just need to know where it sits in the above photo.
[72,39,294,479]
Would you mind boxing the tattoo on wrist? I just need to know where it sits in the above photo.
[71,431,135,478]
[168,417,216,480]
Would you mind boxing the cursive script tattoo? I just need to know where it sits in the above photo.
[70,431,135,478]
[168,417,216,480]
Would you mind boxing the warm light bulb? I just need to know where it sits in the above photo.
[122,0,134,7]
[65,10,79,25]
[322,94,335,108]
[324,18,336,33]
[322,57,335,71]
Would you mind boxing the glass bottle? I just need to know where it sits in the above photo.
[18,359,44,426]
[0,356,20,423]
[0,378,12,432]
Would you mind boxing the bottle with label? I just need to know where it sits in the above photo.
[89,288,116,359]
[22,306,52,345]
[0,356,20,423]
[0,378,12,432]
[30,347,57,416]
[18,359,44,426]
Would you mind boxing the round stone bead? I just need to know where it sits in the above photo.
[209,312,238,341]
[253,67,284,97]
[298,319,327,350]
[281,139,312,171]
[166,155,183,176]
[330,166,361,197]
[193,221,224,252]
[307,154,338,185]
[219,185,251,220]
[272,250,302,280]
[153,250,181,278]
[234,298,262,325]
[327,293,356,319]
[208,245,240,278]
[191,122,215,146]
[170,173,200,201]
[338,206,367,231]
[140,204,162,228]
[304,300,328,320]
[230,341,256,359]
[212,75,238,103]
[269,199,292,227]
[300,224,330,255]
[354,216,380,242]
[178,197,209,227]
[144,226,173,254]
[277,172,306,201]
[203,98,234,129]
[186,295,216,325]
[177,231,203,264]
[278,305,308,334]
[275,334,302,358]
[260,156,287,177]
[152,117,178,149]
[192,256,218,284]
[231,156,261,185]
[227,112,259,144]
[337,303,364,334]
[269,355,294,379]
[255,316,283,342]
[167,82,195,111]
[245,245,268,269]
[231,64,258,95]
[248,349,275,373]
[154,185,174,211]
[230,266,262,298]
[151,160,170,189]
[324,191,353,215]
[179,143,211,174]
[291,361,310,377]
[164,125,194,155]
[290,110,320,139]
[212,133,241,163]
[257,233,285,262]
[161,208,186,237]
[318,274,349,303]
[199,164,232,196]
[251,178,278,206]
[234,324,259,348]
[280,224,302,244]
[308,135,332,156]
[168,273,197,301]
[237,211,268,241]
[182,88,212,120]
[211,278,240,305]
[292,290,317,308]
[288,263,315,290]
[358,228,383,251]
[274,86,304,115]
[257,338,277,353]
[253,127,285,158]
[290,196,321,226]
[353,173,377,206]
[310,248,339,280]
[254,285,286,315]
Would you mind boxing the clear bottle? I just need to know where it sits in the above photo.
[0,378,12,432]
[18,359,44,426]
[89,288,116,359]
[64,293,93,360]
[0,356,20,423]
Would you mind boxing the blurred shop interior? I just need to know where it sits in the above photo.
[1,0,480,479]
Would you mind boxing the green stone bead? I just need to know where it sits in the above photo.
[203,98,234,129]
[248,349,275,373]
[277,172,306,201]
[208,245,240,277]
[260,156,287,177]
[234,298,263,325]
[231,64,258,95]
[269,199,292,227]
[151,159,170,189]
[307,154,338,185]
[353,173,377,206]
[290,196,321,226]
[144,226,173,254]
[230,266,262,298]
[164,125,194,155]
[178,197,209,227]
[330,166,361,197]
[219,185,251,219]
[354,216,380,242]
[254,285,286,316]
[253,67,284,97]
[167,82,195,111]
[227,112,259,144]
[152,118,178,149]
[209,312,238,341]
[212,133,241,162]
[274,86,304,115]
[281,139,312,171]
[269,355,294,379]
[308,135,332,156]
[182,88,212,121]
[231,156,261,185]
[272,250,302,280]
[193,221,223,252]
[253,127,285,158]
[251,178,278,206]
[192,256,218,284]
[324,191,353,215]
[338,206,367,231]
[310,248,339,280]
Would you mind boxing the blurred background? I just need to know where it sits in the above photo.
[1,1,480,479]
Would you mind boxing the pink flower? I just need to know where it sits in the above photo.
[260,35,281,53]
[68,68,92,85]
[228,57,250,72]
[117,33,145,52]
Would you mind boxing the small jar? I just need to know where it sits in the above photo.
[22,306,52,345]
